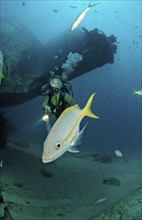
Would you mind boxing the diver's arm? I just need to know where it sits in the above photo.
[42,95,49,109]
[40,83,50,95]
[64,93,76,106]
[42,96,52,117]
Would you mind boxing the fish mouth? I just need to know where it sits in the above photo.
[42,157,53,164]
[42,157,49,163]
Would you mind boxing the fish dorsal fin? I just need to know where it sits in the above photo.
[67,146,79,153]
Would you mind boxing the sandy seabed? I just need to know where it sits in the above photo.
[0,145,141,220]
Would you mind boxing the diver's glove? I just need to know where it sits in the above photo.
[44,105,51,114]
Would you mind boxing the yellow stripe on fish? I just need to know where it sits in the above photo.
[61,93,99,145]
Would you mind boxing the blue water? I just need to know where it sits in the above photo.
[1,0,141,156]
[0,1,141,219]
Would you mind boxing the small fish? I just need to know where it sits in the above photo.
[69,5,77,9]
[27,54,31,60]
[42,93,99,163]
[54,55,58,59]
[94,197,108,204]
[115,149,123,157]
[132,89,142,96]
[58,48,63,53]
[93,10,99,13]
[52,9,58,13]
[70,3,99,32]
[0,160,4,168]
[0,51,4,85]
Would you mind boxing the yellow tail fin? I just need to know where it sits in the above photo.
[82,93,99,119]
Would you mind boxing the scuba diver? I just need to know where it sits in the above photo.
[41,75,75,132]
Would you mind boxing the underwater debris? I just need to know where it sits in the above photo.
[13,182,24,188]
[0,19,117,107]
[0,51,4,85]
[0,112,7,149]
[57,213,65,217]
[0,185,14,220]
[0,191,5,218]
[103,177,121,186]
[93,154,113,163]
[40,168,54,178]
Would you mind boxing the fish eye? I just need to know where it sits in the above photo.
[56,143,61,150]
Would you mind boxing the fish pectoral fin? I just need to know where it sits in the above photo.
[67,146,79,153]
[73,122,88,146]
[68,123,88,153]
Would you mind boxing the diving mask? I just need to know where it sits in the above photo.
[50,78,62,89]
